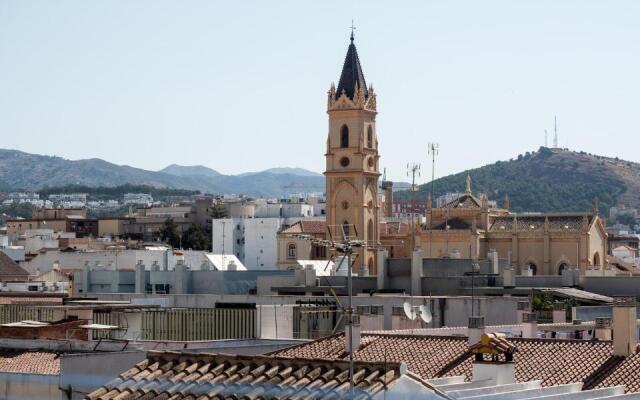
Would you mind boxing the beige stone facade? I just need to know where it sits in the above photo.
[324,38,380,274]
[416,178,608,275]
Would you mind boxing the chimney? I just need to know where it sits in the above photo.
[595,317,612,341]
[516,301,530,323]
[471,333,516,385]
[552,302,566,323]
[522,312,538,338]
[468,316,485,346]
[613,297,637,357]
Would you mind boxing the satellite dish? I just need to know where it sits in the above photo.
[403,302,416,320]
[419,305,432,324]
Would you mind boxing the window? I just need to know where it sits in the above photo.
[367,125,373,148]
[340,125,349,148]
[558,263,568,275]
[342,221,350,238]
[287,243,297,259]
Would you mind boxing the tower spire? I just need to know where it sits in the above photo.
[335,23,367,101]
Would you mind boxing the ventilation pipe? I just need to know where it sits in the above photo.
[468,316,485,346]
[595,317,612,341]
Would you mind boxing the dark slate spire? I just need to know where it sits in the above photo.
[335,34,368,100]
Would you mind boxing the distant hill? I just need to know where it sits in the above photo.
[397,147,636,214]
[0,149,324,197]
[239,167,322,177]
[159,164,221,179]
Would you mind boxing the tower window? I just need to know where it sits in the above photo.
[340,125,349,148]
[342,221,350,238]
[367,126,373,148]
[287,243,297,259]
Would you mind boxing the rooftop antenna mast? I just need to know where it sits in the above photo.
[554,116,558,148]
[407,163,421,250]
[428,143,439,257]
[293,227,402,399]
[544,129,548,148]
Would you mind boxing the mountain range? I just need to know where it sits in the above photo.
[0,149,324,197]
[2,147,639,214]
[397,147,638,215]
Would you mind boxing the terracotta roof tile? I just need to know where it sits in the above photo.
[280,221,326,235]
[270,333,640,393]
[86,351,406,400]
[0,350,60,375]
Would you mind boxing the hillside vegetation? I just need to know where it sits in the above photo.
[0,149,323,197]
[398,147,637,214]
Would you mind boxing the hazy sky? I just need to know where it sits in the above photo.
[1,1,639,183]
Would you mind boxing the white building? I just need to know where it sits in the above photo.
[48,193,88,206]
[20,248,214,275]
[123,193,154,205]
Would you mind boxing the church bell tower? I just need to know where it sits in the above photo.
[325,32,380,274]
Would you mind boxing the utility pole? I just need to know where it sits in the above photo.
[407,163,421,250]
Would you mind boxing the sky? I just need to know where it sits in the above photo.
[1,1,639,183]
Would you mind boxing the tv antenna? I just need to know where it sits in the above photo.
[292,224,400,399]
[553,116,558,148]
[427,143,439,257]
[407,163,421,251]
[544,129,548,148]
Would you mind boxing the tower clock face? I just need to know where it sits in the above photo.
[340,157,350,167]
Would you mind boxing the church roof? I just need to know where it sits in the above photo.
[442,194,481,209]
[335,35,368,100]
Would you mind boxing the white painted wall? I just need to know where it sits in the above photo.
[211,218,236,260]
[243,218,282,270]
[22,249,212,274]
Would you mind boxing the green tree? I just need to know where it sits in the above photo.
[181,224,210,250]
[210,202,229,219]
[159,218,181,248]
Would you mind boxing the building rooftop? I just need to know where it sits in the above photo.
[0,251,29,276]
[271,333,640,393]
[85,351,417,400]
[280,220,326,235]
[0,349,60,375]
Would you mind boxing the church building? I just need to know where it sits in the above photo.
[277,33,609,277]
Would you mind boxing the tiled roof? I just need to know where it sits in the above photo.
[86,351,405,400]
[271,333,640,393]
[0,296,63,305]
[442,194,481,209]
[0,252,29,276]
[280,221,326,235]
[0,350,60,375]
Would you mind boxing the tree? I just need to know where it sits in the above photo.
[181,224,210,250]
[210,202,229,219]
[159,218,181,248]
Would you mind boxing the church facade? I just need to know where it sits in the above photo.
[417,177,608,275]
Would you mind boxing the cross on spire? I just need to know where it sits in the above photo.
[350,19,356,42]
